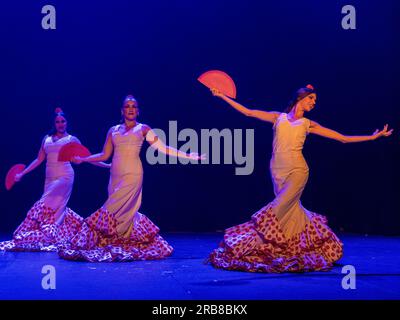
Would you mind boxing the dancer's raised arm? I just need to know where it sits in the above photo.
[309,121,393,143]
[142,124,205,161]
[211,88,280,124]
[15,136,47,182]
[73,127,114,164]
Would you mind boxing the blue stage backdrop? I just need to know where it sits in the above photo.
[0,0,398,234]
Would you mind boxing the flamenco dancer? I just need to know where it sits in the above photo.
[58,95,204,262]
[208,85,393,272]
[0,108,110,252]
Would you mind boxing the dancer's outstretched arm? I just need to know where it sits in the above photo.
[71,136,111,168]
[211,88,280,124]
[142,124,205,161]
[72,127,114,164]
[309,121,394,143]
[15,136,47,182]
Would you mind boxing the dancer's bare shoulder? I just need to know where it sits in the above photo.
[42,135,49,143]
[70,135,81,144]
[140,123,152,136]
[140,123,159,144]
[108,125,120,134]
[249,110,281,124]
[308,119,326,131]
[39,135,49,150]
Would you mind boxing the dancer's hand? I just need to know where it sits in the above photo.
[71,156,84,164]
[14,173,24,182]
[210,88,226,98]
[188,152,206,161]
[372,124,393,140]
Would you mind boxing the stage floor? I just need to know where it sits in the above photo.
[0,233,399,300]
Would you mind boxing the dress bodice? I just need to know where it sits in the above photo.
[44,135,74,178]
[272,113,311,154]
[111,123,145,176]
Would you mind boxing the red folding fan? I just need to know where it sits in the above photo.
[5,164,26,191]
[58,142,91,162]
[198,70,237,98]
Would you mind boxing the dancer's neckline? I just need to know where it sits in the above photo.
[285,113,304,124]
[51,134,70,143]
[119,122,141,134]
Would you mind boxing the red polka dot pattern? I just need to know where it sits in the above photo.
[208,203,343,273]
[0,200,84,252]
[58,208,173,262]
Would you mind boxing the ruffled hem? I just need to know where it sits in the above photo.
[208,204,343,273]
[58,208,173,262]
[0,200,84,252]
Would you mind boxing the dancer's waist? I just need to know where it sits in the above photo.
[112,156,142,164]
[46,162,73,169]
[272,150,303,154]
[111,161,143,175]
[270,151,308,170]
[114,147,141,154]
[45,165,74,178]
[113,152,141,159]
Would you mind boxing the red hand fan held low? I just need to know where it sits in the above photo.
[58,142,91,162]
[5,164,26,191]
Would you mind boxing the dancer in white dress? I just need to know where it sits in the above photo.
[59,95,205,262]
[0,108,110,251]
[208,85,393,272]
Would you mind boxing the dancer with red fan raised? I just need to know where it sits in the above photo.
[207,81,393,272]
[0,108,110,252]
